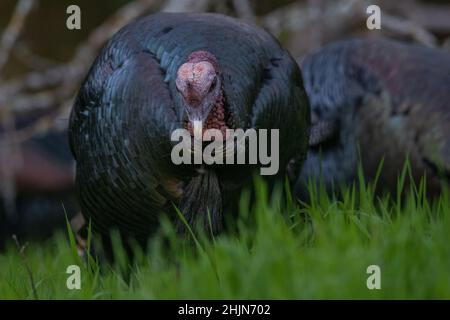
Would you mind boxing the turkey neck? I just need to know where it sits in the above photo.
[204,87,227,133]
[181,86,228,234]
[186,85,228,137]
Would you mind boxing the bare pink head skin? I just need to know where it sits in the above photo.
[176,51,222,127]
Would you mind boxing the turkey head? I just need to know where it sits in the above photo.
[176,51,226,136]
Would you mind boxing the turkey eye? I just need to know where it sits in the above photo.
[209,78,217,93]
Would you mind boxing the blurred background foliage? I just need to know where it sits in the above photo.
[1,0,449,78]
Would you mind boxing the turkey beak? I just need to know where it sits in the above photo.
[192,120,203,138]
[186,108,204,134]
[188,99,213,121]
[186,104,206,123]
[186,97,215,134]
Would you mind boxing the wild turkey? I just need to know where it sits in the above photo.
[69,13,310,244]
[0,129,77,246]
[295,37,450,198]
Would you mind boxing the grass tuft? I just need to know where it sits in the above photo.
[0,170,449,299]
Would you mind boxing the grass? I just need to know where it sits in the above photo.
[0,170,449,299]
